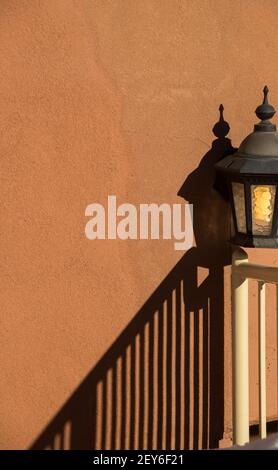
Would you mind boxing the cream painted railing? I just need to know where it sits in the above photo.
[232,247,278,445]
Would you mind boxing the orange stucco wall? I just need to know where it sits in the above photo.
[0,0,278,449]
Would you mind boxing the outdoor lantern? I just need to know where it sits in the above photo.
[215,86,278,248]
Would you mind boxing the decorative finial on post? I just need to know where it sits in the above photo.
[255,86,276,131]
[263,85,269,104]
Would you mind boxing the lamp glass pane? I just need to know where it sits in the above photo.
[232,182,246,233]
[251,185,276,236]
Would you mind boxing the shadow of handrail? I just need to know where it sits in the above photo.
[31,105,236,450]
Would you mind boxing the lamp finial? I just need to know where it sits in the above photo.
[254,86,276,131]
[263,85,269,103]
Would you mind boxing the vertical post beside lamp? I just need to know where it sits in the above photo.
[215,87,278,447]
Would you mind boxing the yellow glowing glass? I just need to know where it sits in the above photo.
[251,185,275,235]
[232,182,246,233]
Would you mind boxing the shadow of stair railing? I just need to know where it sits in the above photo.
[31,252,223,450]
[31,105,235,450]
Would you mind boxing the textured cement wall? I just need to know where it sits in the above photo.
[0,0,278,449]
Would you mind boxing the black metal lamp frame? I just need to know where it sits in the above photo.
[215,87,278,248]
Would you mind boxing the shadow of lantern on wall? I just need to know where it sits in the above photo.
[215,86,278,248]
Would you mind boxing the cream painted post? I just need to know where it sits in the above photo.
[277,285,278,428]
[232,247,250,445]
[258,281,266,439]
